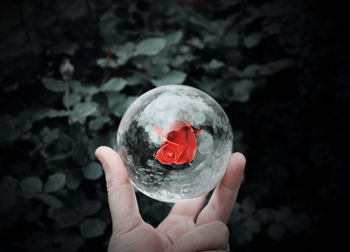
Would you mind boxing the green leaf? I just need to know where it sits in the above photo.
[0,115,20,142]
[40,127,60,145]
[54,40,79,55]
[243,32,262,48]
[134,37,166,56]
[80,219,106,238]
[20,176,43,196]
[48,206,82,228]
[151,70,187,86]
[204,59,224,71]
[236,218,261,243]
[0,176,17,211]
[89,116,110,131]
[72,102,98,117]
[165,31,183,46]
[101,77,127,92]
[96,58,117,68]
[267,223,286,240]
[33,109,70,120]
[259,59,293,76]
[116,42,135,65]
[81,200,102,216]
[44,173,67,193]
[106,93,137,117]
[66,173,81,190]
[82,162,103,180]
[285,213,310,233]
[63,93,82,108]
[42,77,66,92]
[241,197,255,214]
[37,194,63,208]
[232,80,255,102]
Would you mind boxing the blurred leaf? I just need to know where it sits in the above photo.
[33,109,71,120]
[20,176,43,196]
[37,194,63,208]
[63,93,82,108]
[89,116,110,131]
[203,59,224,71]
[188,37,204,49]
[71,81,99,95]
[151,70,187,86]
[239,64,261,78]
[243,32,262,48]
[0,176,17,211]
[106,93,137,117]
[40,127,60,145]
[134,37,166,56]
[259,59,293,75]
[267,223,286,240]
[81,200,102,216]
[236,218,261,243]
[275,207,291,222]
[165,31,183,46]
[66,173,81,190]
[80,219,106,238]
[241,197,255,215]
[101,77,127,92]
[116,42,135,65]
[97,58,117,68]
[72,102,98,118]
[232,80,255,102]
[54,40,79,55]
[42,77,66,92]
[285,213,311,233]
[44,173,67,193]
[72,140,88,165]
[82,162,103,180]
[48,206,82,228]
[0,115,20,142]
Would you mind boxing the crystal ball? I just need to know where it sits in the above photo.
[116,85,233,202]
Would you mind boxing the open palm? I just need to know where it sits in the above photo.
[96,146,246,252]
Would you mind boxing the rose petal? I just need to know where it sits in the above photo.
[154,119,202,165]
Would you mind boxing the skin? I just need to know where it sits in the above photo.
[95,146,246,252]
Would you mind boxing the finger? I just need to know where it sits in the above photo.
[169,194,207,220]
[196,152,246,225]
[201,250,226,252]
[166,221,229,252]
[157,194,207,245]
[95,146,142,234]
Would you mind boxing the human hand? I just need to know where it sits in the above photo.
[95,146,246,252]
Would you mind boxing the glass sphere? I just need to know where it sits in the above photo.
[116,85,233,202]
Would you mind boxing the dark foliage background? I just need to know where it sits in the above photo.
[0,0,348,251]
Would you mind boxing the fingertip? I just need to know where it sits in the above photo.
[220,152,246,190]
[94,146,123,174]
[95,146,111,160]
[231,152,246,171]
[208,221,229,239]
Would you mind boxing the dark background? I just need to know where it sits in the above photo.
[0,0,348,251]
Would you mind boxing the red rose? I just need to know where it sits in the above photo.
[153,118,202,165]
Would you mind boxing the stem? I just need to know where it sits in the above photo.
[65,80,70,111]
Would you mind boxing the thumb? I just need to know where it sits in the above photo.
[95,146,142,234]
